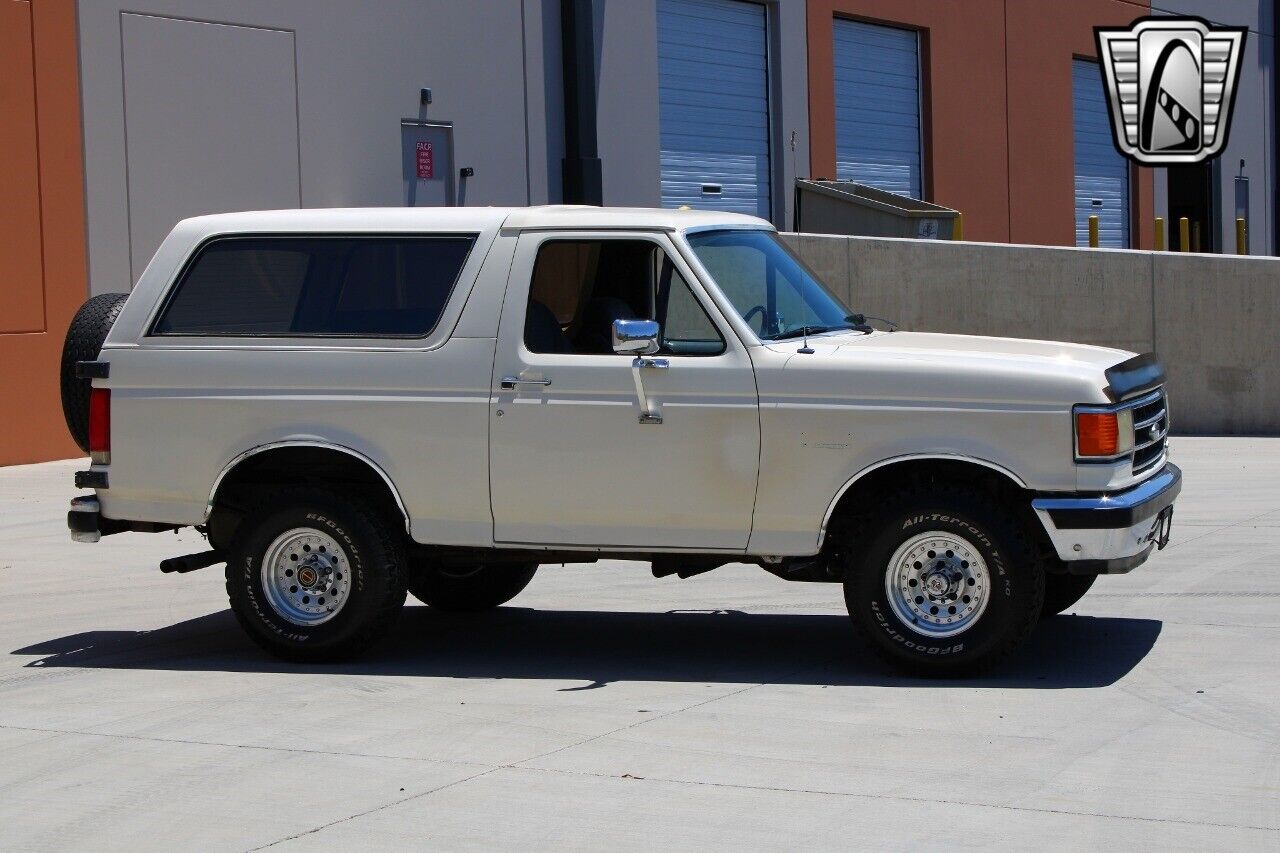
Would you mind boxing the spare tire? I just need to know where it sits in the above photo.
[60,293,129,452]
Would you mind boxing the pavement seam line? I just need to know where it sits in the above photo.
[247,767,501,851]
[1161,508,1280,552]
[508,764,1280,834]
[509,680,768,768]
[247,681,774,849]
[0,723,493,772]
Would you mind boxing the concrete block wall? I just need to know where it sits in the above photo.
[781,234,1280,435]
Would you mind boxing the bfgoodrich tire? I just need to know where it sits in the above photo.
[226,488,407,661]
[842,485,1045,677]
[407,560,537,611]
[1041,572,1098,617]
[60,293,129,452]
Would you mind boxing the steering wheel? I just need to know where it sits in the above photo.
[742,304,768,332]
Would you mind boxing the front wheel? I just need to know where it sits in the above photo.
[407,560,537,611]
[1042,572,1098,617]
[842,485,1045,676]
[226,488,407,661]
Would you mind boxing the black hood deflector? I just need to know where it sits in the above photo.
[1104,353,1166,402]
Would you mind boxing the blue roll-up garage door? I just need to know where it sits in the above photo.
[1073,60,1130,247]
[658,0,771,219]
[833,19,922,198]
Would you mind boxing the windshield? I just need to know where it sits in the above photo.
[684,229,855,340]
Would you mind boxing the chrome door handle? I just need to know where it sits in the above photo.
[634,358,669,370]
[500,376,552,390]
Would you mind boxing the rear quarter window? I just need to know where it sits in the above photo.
[151,235,475,338]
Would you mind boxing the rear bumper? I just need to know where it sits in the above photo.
[68,496,107,543]
[1031,462,1181,574]
[68,495,179,542]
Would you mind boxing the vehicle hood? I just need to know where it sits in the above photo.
[763,330,1135,407]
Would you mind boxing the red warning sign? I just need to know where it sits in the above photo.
[415,140,434,180]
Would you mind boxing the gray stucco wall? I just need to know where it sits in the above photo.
[78,0,810,295]
[78,0,560,294]
[783,232,1280,435]
[1150,2,1276,256]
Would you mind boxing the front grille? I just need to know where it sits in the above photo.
[1130,388,1168,474]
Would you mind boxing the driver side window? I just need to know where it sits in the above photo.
[524,239,724,355]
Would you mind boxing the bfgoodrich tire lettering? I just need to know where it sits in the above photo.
[843,485,1045,676]
[226,488,406,661]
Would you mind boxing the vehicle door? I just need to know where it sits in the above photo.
[488,230,760,550]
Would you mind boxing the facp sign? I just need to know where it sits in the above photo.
[415,140,434,180]
[1095,17,1247,165]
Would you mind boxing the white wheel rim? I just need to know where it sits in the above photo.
[260,527,352,626]
[885,531,991,638]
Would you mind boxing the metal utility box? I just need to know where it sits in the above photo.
[401,119,455,206]
[794,180,958,239]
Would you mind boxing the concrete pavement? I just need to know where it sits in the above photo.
[1,438,1278,850]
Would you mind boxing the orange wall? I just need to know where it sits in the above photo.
[0,0,87,465]
[807,0,1155,247]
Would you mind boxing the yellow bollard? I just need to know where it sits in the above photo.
[1179,217,1190,252]
[952,212,964,241]
[1088,215,1099,248]
[1236,217,1247,254]
[1154,216,1165,251]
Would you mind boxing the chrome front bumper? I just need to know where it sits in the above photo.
[1032,463,1182,574]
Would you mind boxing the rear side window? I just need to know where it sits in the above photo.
[152,235,475,337]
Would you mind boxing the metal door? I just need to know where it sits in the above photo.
[658,0,771,219]
[1074,59,1131,247]
[833,19,923,198]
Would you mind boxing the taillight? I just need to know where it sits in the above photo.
[89,388,111,465]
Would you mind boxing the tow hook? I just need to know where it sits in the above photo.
[160,550,224,574]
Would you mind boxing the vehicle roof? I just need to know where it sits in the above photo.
[170,205,773,236]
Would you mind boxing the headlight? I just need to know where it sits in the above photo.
[1074,407,1135,460]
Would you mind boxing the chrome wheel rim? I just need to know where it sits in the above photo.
[261,527,351,626]
[885,531,990,638]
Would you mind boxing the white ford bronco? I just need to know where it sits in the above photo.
[61,206,1179,675]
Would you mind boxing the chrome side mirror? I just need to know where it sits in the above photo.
[612,319,660,356]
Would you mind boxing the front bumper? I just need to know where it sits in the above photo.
[1032,462,1181,574]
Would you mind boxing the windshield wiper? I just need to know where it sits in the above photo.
[766,318,880,341]
[765,324,839,341]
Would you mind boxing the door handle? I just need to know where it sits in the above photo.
[634,358,669,370]
[500,376,552,390]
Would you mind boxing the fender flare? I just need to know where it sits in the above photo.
[816,453,1029,550]
[205,440,411,534]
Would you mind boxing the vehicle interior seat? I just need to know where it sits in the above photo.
[576,296,638,354]
[524,299,574,353]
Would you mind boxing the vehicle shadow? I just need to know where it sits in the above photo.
[12,606,1161,689]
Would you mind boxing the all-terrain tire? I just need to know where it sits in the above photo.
[842,484,1045,677]
[60,293,129,452]
[1041,572,1098,617]
[226,488,407,661]
[407,560,537,611]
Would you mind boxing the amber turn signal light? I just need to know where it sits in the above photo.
[1075,411,1120,458]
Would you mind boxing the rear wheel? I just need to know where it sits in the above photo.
[842,485,1045,676]
[226,488,407,661]
[407,559,537,611]
[1042,572,1098,617]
